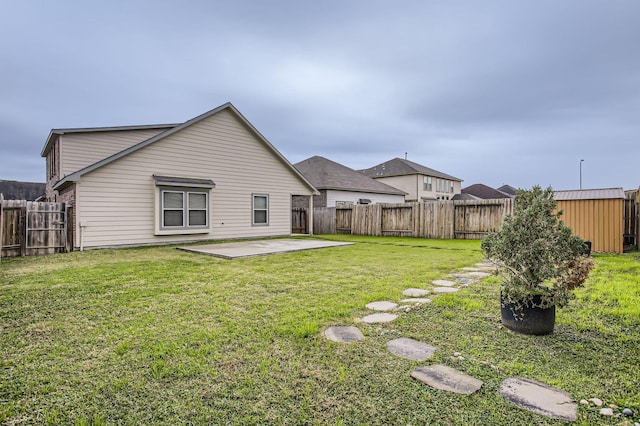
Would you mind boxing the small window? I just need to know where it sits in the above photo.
[253,194,269,225]
[423,176,432,191]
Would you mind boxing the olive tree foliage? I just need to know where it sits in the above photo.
[481,186,593,308]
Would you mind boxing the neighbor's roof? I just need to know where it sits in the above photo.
[462,183,512,199]
[359,158,462,181]
[51,102,318,194]
[497,184,518,196]
[41,123,179,157]
[554,188,625,201]
[294,156,406,195]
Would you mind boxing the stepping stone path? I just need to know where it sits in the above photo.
[324,326,365,343]
[433,287,459,293]
[432,279,456,287]
[499,377,578,422]
[323,260,579,422]
[402,288,429,297]
[387,338,436,361]
[411,364,483,395]
[362,313,398,323]
[401,298,431,304]
[365,301,398,311]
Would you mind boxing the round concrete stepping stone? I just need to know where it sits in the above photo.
[433,287,459,293]
[499,377,577,422]
[467,271,491,278]
[324,326,365,343]
[432,279,456,287]
[411,364,483,395]
[365,301,398,311]
[455,277,476,285]
[362,313,398,323]
[462,267,482,271]
[387,338,436,361]
[401,298,432,304]
[402,288,429,297]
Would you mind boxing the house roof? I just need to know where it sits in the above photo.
[0,180,45,201]
[41,123,179,157]
[496,184,518,196]
[554,188,625,201]
[359,158,462,181]
[462,183,512,199]
[294,156,406,195]
[50,102,318,195]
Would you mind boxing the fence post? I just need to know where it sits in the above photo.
[20,201,27,257]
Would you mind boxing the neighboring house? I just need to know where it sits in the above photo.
[359,158,462,201]
[497,184,517,196]
[41,102,317,250]
[293,156,406,208]
[460,183,513,199]
[554,188,625,253]
[0,180,45,200]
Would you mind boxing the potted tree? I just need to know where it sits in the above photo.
[481,186,593,335]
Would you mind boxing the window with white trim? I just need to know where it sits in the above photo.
[161,189,209,229]
[252,194,269,225]
[423,176,432,191]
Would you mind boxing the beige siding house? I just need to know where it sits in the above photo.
[41,103,317,250]
[360,158,462,201]
[293,156,406,208]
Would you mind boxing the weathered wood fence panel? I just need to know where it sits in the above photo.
[336,208,353,234]
[623,196,637,248]
[308,199,514,239]
[291,208,308,234]
[313,207,336,234]
[1,200,69,258]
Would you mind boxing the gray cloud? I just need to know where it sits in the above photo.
[1,0,638,190]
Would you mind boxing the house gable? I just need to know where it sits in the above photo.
[52,103,316,249]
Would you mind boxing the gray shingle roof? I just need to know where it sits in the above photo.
[462,184,512,199]
[294,156,406,195]
[554,188,625,201]
[359,158,462,181]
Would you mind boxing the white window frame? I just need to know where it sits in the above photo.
[160,188,209,231]
[423,176,432,191]
[252,194,269,226]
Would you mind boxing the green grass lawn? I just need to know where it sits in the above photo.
[1,236,638,425]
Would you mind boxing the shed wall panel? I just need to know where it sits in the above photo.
[557,199,623,253]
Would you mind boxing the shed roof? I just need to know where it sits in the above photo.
[359,158,462,181]
[294,156,406,195]
[554,188,625,201]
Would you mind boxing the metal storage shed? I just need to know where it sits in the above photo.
[555,188,625,253]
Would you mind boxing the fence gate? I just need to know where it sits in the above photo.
[1,200,68,258]
[291,208,308,234]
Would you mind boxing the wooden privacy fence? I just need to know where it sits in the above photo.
[0,199,71,258]
[310,199,514,239]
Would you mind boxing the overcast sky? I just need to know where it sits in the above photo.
[1,1,639,190]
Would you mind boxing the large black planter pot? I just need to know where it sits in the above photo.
[501,295,556,335]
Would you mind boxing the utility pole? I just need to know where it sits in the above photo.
[580,159,584,189]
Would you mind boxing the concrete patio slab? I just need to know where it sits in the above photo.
[324,326,365,343]
[499,377,577,422]
[411,365,483,395]
[387,338,436,361]
[178,238,353,259]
